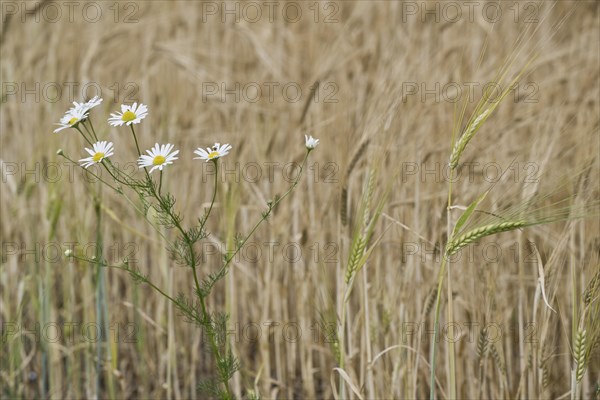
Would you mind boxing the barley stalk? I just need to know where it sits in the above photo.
[446,220,527,255]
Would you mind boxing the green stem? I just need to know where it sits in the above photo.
[223,150,310,270]
[101,160,140,188]
[86,118,100,141]
[190,161,232,397]
[158,171,163,196]
[59,153,121,193]
[138,156,230,396]
[446,174,456,400]
[130,125,153,185]
[81,120,98,142]
[74,126,94,146]
[430,256,448,400]
[200,150,311,300]
[338,287,348,397]
[130,125,143,157]
[63,153,173,246]
[430,115,459,400]
[187,152,310,396]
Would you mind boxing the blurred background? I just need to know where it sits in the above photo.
[1,1,599,399]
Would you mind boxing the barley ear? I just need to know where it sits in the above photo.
[477,327,489,361]
[490,344,506,375]
[449,108,491,169]
[583,268,600,305]
[345,235,367,284]
[446,220,527,256]
[340,186,348,226]
[574,328,587,382]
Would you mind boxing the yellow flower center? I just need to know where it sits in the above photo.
[208,151,219,159]
[121,110,136,122]
[92,152,105,162]
[153,155,166,165]
[68,117,79,125]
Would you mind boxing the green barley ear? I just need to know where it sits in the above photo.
[574,328,587,382]
[345,235,367,284]
[477,327,489,361]
[541,348,550,389]
[345,169,375,282]
[448,54,535,170]
[490,344,506,376]
[446,166,599,256]
[446,220,527,256]
[449,108,491,169]
[247,389,261,400]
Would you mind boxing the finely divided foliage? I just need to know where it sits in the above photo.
[57,100,318,398]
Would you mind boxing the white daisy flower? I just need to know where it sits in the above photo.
[53,106,89,133]
[79,141,114,168]
[304,135,319,150]
[138,143,179,173]
[54,96,104,133]
[71,95,103,114]
[108,103,149,126]
[193,143,232,162]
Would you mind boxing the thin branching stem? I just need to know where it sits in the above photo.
[86,118,100,141]
[70,254,182,310]
[74,126,94,146]
[59,153,121,192]
[158,170,163,196]
[130,124,143,157]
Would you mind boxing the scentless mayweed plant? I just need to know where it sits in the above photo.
[54,97,318,399]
